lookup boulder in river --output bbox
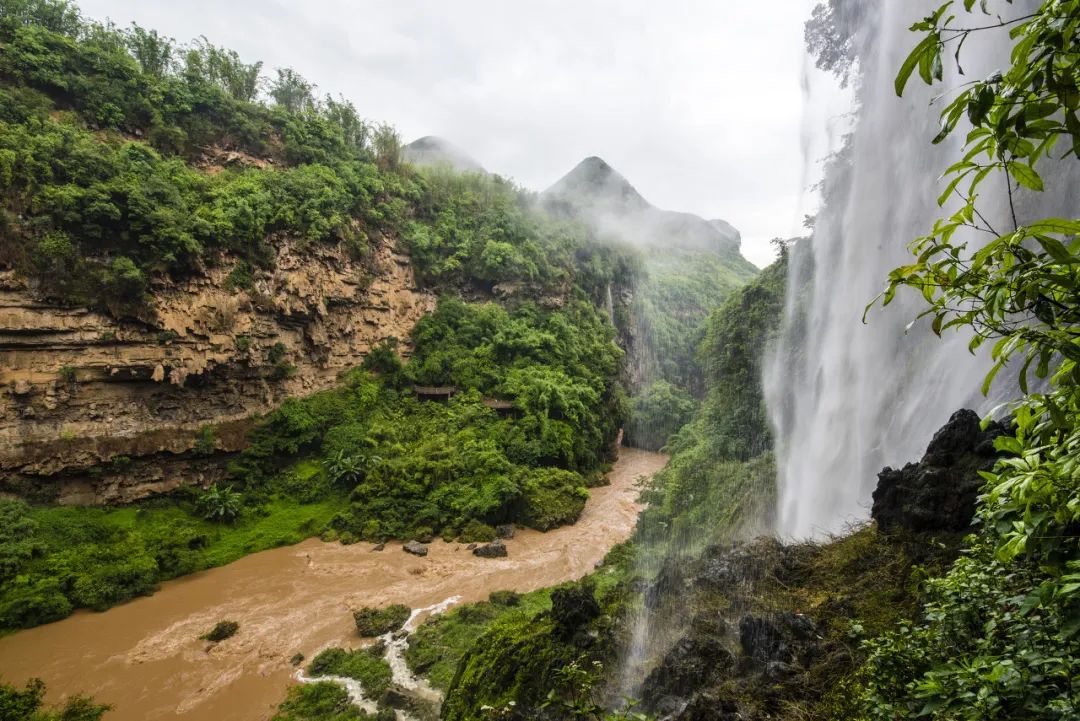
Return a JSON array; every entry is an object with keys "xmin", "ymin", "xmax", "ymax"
[
  {"xmin": 403, "ymin": 541, "xmax": 428, "ymax": 557},
  {"xmin": 472, "ymin": 540, "xmax": 507, "ymax": 558},
  {"xmin": 371, "ymin": 543, "xmax": 385, "ymax": 552},
  {"xmin": 496, "ymin": 524, "xmax": 515, "ymax": 539}
]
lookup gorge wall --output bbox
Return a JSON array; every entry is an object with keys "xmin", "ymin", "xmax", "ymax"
[{"xmin": 0, "ymin": 237, "xmax": 435, "ymax": 504}]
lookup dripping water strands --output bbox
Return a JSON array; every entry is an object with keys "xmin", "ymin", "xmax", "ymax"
[
  {"xmin": 297, "ymin": 596, "xmax": 462, "ymax": 720},
  {"xmin": 764, "ymin": 0, "xmax": 1078, "ymax": 540}
]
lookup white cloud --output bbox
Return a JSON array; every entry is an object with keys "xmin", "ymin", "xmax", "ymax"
[{"xmin": 79, "ymin": 0, "xmax": 841, "ymax": 267}]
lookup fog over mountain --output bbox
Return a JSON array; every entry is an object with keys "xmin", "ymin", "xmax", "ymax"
[
  {"xmin": 75, "ymin": 0, "xmax": 830, "ymax": 267},
  {"xmin": 541, "ymin": 156, "xmax": 750, "ymax": 261}
]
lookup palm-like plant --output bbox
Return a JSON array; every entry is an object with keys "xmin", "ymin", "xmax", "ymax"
[{"xmin": 198, "ymin": 483, "xmax": 242, "ymax": 523}]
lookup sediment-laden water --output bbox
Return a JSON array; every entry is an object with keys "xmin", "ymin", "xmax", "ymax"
[{"xmin": 0, "ymin": 448, "xmax": 667, "ymax": 721}]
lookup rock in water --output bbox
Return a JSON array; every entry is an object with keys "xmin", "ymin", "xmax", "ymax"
[
  {"xmin": 403, "ymin": 541, "xmax": 428, "ymax": 557},
  {"xmin": 495, "ymin": 524, "xmax": 515, "ymax": 539},
  {"xmin": 472, "ymin": 540, "xmax": 507, "ymax": 558},
  {"xmin": 371, "ymin": 543, "xmax": 385, "ymax": 552},
  {"xmin": 871, "ymin": 408, "xmax": 1006, "ymax": 532}
]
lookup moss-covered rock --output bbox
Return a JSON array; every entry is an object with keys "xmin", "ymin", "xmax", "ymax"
[{"xmin": 353, "ymin": 604, "xmax": 411, "ymax": 637}]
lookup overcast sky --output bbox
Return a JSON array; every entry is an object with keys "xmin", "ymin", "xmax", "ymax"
[{"xmin": 79, "ymin": 0, "xmax": 843, "ymax": 267}]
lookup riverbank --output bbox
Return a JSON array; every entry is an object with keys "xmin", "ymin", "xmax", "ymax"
[{"xmin": 0, "ymin": 448, "xmax": 667, "ymax": 721}]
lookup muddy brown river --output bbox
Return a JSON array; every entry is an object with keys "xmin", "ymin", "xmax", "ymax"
[{"xmin": 0, "ymin": 448, "xmax": 667, "ymax": 721}]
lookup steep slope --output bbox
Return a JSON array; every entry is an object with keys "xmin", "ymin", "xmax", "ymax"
[
  {"xmin": 541, "ymin": 156, "xmax": 759, "ymax": 437},
  {"xmin": 0, "ymin": 239, "xmax": 434, "ymax": 504},
  {"xmin": 403, "ymin": 136, "xmax": 486, "ymax": 173}
]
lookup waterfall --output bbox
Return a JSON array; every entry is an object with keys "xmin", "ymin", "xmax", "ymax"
[{"xmin": 765, "ymin": 0, "xmax": 1077, "ymax": 539}]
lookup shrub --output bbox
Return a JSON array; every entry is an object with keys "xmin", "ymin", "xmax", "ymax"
[
  {"xmin": 193, "ymin": 425, "xmax": 216, "ymax": 456},
  {"xmin": 458, "ymin": 520, "xmax": 497, "ymax": 544},
  {"xmin": 352, "ymin": 604, "xmax": 411, "ymax": 637},
  {"xmin": 200, "ymin": 619, "xmax": 239, "ymax": 642},
  {"xmin": 197, "ymin": 483, "xmax": 242, "ymax": 523}
]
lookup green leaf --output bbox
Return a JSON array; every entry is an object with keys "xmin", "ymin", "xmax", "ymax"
[
  {"xmin": 1008, "ymin": 162, "xmax": 1044, "ymax": 191},
  {"xmin": 896, "ymin": 34, "xmax": 940, "ymax": 96}
]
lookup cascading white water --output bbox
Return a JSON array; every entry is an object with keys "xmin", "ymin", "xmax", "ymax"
[{"xmin": 766, "ymin": 0, "xmax": 1079, "ymax": 539}]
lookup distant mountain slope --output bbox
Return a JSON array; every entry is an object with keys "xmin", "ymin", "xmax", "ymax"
[
  {"xmin": 541, "ymin": 156, "xmax": 756, "ymax": 273},
  {"xmin": 541, "ymin": 156, "xmax": 759, "ymax": 400},
  {"xmin": 403, "ymin": 136, "xmax": 487, "ymax": 173}
]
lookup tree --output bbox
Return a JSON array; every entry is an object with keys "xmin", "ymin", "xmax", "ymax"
[
  {"xmin": 270, "ymin": 67, "xmax": 315, "ymax": 114},
  {"xmin": 124, "ymin": 23, "xmax": 173, "ymax": 77}
]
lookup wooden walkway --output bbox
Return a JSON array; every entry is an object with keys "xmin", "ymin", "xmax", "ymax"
[{"xmin": 412, "ymin": 386, "xmax": 514, "ymax": 411}]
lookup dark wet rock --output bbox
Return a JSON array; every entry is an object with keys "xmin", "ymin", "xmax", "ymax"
[
  {"xmin": 641, "ymin": 635, "xmax": 735, "ymax": 702},
  {"xmin": 739, "ymin": 615, "xmax": 792, "ymax": 664},
  {"xmin": 371, "ymin": 543, "xmax": 385, "ymax": 552},
  {"xmin": 550, "ymin": 584, "xmax": 601, "ymax": 637},
  {"xmin": 466, "ymin": 543, "xmax": 478, "ymax": 550},
  {"xmin": 765, "ymin": 660, "xmax": 797, "ymax": 680},
  {"xmin": 679, "ymin": 693, "xmax": 742, "ymax": 721},
  {"xmin": 652, "ymin": 695, "xmax": 689, "ymax": 719},
  {"xmin": 381, "ymin": 685, "xmax": 440, "ymax": 720},
  {"xmin": 472, "ymin": 539, "xmax": 507, "ymax": 558},
  {"xmin": 872, "ymin": 408, "xmax": 1007, "ymax": 532},
  {"xmin": 416, "ymin": 532, "xmax": 436, "ymax": 544},
  {"xmin": 496, "ymin": 524, "xmax": 516, "ymax": 539},
  {"xmin": 403, "ymin": 540, "xmax": 428, "ymax": 557},
  {"xmin": 646, "ymin": 557, "xmax": 686, "ymax": 609}
]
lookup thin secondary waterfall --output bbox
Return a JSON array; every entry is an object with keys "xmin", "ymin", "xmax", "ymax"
[{"xmin": 765, "ymin": 0, "xmax": 1076, "ymax": 539}]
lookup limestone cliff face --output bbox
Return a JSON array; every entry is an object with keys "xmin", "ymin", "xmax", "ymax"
[{"xmin": 0, "ymin": 237, "xmax": 435, "ymax": 504}]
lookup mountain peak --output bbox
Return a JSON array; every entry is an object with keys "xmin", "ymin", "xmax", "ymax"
[
  {"xmin": 543, "ymin": 156, "xmax": 649, "ymax": 213},
  {"xmin": 541, "ymin": 157, "xmax": 750, "ymax": 261},
  {"xmin": 403, "ymin": 136, "xmax": 485, "ymax": 173}
]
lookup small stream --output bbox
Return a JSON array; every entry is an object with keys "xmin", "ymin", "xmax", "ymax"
[{"xmin": 0, "ymin": 448, "xmax": 667, "ymax": 721}]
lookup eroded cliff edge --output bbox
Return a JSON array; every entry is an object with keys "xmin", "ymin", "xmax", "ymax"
[{"xmin": 0, "ymin": 237, "xmax": 435, "ymax": 504}]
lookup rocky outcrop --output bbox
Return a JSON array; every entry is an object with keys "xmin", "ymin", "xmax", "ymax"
[
  {"xmin": 472, "ymin": 540, "xmax": 507, "ymax": 558},
  {"xmin": 403, "ymin": 541, "xmax": 429, "ymax": 557},
  {"xmin": 0, "ymin": 236, "xmax": 435, "ymax": 504},
  {"xmin": 872, "ymin": 408, "xmax": 1006, "ymax": 532}
]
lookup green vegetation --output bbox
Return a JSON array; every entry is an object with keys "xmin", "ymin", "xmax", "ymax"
[
  {"xmin": 634, "ymin": 247, "xmax": 758, "ymax": 393},
  {"xmin": 307, "ymin": 646, "xmax": 393, "ymax": 699},
  {"xmin": 231, "ymin": 295, "xmax": 625, "ymax": 543},
  {"xmin": 272, "ymin": 682, "xmax": 392, "ymax": 721},
  {"xmin": 636, "ymin": 250, "xmax": 789, "ymax": 551},
  {"xmin": 405, "ymin": 589, "xmax": 550, "ymax": 690},
  {"xmin": 0, "ymin": 0, "xmax": 416, "ymax": 315},
  {"xmin": 352, "ymin": 605, "xmax": 410, "ymax": 637},
  {"xmin": 0, "ymin": 1, "xmax": 640, "ymax": 635},
  {"xmin": 0, "ymin": 495, "xmax": 342, "ymax": 631},
  {"xmin": 623, "ymin": 380, "xmax": 695, "ymax": 452},
  {"xmin": 197, "ymin": 483, "xmax": 242, "ymax": 523},
  {"xmin": 440, "ymin": 576, "xmax": 630, "ymax": 721},
  {"xmin": 0, "ymin": 677, "xmax": 109, "ymax": 721},
  {"xmin": 199, "ymin": 619, "xmax": 239, "ymax": 642}
]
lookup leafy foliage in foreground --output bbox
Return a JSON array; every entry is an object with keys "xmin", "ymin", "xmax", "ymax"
[{"xmin": 856, "ymin": 3, "xmax": 1080, "ymax": 719}]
